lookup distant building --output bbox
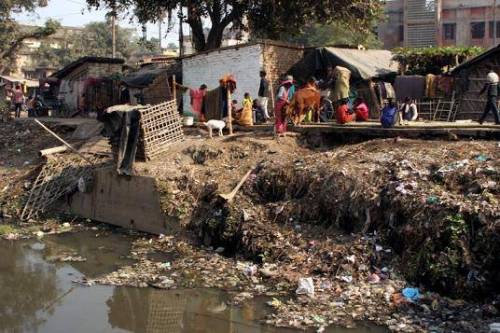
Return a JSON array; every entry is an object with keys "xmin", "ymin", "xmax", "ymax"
[
  {"xmin": 12, "ymin": 25, "xmax": 84, "ymax": 79},
  {"xmin": 379, "ymin": 0, "xmax": 500, "ymax": 49},
  {"xmin": 182, "ymin": 27, "xmax": 250, "ymax": 55}
]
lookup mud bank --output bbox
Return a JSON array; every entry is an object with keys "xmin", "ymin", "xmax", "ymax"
[
  {"xmin": 1, "ymin": 120, "xmax": 499, "ymax": 332},
  {"xmin": 152, "ymin": 137, "xmax": 499, "ymax": 332}
]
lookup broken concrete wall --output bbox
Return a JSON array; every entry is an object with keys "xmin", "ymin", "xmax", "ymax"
[{"xmin": 70, "ymin": 167, "xmax": 179, "ymax": 235}]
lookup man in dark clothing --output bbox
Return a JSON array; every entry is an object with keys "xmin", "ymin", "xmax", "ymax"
[
  {"xmin": 479, "ymin": 71, "xmax": 500, "ymax": 125},
  {"xmin": 258, "ymin": 70, "xmax": 271, "ymax": 120}
]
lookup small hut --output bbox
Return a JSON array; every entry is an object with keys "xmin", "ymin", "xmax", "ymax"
[
  {"xmin": 452, "ymin": 45, "xmax": 500, "ymax": 121},
  {"xmin": 49, "ymin": 57, "xmax": 124, "ymax": 116}
]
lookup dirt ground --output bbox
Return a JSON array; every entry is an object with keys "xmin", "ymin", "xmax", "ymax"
[{"xmin": 0, "ymin": 120, "xmax": 499, "ymax": 332}]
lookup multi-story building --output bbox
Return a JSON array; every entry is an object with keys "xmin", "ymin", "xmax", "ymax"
[
  {"xmin": 379, "ymin": 0, "xmax": 500, "ymax": 49},
  {"xmin": 182, "ymin": 27, "xmax": 250, "ymax": 55},
  {"xmin": 12, "ymin": 25, "xmax": 84, "ymax": 79}
]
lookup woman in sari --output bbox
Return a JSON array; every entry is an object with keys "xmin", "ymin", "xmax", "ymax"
[{"xmin": 274, "ymin": 75, "xmax": 294, "ymax": 136}]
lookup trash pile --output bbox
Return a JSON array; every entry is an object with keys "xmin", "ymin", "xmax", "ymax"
[
  {"xmin": 1, "ymin": 119, "xmax": 499, "ymax": 332},
  {"xmin": 97, "ymin": 136, "xmax": 499, "ymax": 332}
]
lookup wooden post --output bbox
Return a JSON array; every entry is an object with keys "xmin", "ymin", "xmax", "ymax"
[
  {"xmin": 172, "ymin": 74, "xmax": 176, "ymax": 102},
  {"xmin": 227, "ymin": 89, "xmax": 233, "ymax": 135},
  {"xmin": 34, "ymin": 119, "xmax": 94, "ymax": 164},
  {"xmin": 269, "ymin": 79, "xmax": 275, "ymax": 117}
]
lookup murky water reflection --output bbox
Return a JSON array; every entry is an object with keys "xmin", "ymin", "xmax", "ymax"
[{"xmin": 0, "ymin": 231, "xmax": 387, "ymax": 333}]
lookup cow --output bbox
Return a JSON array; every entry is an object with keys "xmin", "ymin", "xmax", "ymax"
[{"xmin": 285, "ymin": 83, "xmax": 321, "ymax": 125}]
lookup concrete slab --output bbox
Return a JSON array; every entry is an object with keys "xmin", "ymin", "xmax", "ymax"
[{"xmin": 70, "ymin": 167, "xmax": 178, "ymax": 235}]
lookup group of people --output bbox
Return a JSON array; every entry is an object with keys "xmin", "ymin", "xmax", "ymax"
[{"xmin": 182, "ymin": 66, "xmax": 500, "ymax": 137}]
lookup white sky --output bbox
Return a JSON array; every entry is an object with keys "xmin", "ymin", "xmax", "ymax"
[{"xmin": 13, "ymin": 0, "xmax": 189, "ymax": 47}]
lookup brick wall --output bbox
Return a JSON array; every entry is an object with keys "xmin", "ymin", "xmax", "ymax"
[
  {"xmin": 181, "ymin": 42, "xmax": 304, "ymax": 115},
  {"xmin": 262, "ymin": 44, "xmax": 304, "ymax": 97}
]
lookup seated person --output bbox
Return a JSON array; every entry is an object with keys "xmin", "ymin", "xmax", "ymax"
[
  {"xmin": 399, "ymin": 97, "xmax": 418, "ymax": 124},
  {"xmin": 335, "ymin": 98, "xmax": 354, "ymax": 124},
  {"xmin": 234, "ymin": 93, "xmax": 253, "ymax": 127},
  {"xmin": 354, "ymin": 97, "xmax": 369, "ymax": 122},
  {"xmin": 252, "ymin": 99, "xmax": 266, "ymax": 124},
  {"xmin": 380, "ymin": 99, "xmax": 398, "ymax": 128}
]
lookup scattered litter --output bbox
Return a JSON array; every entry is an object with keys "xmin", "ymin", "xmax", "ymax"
[
  {"xmin": 402, "ymin": 288, "xmax": 420, "ymax": 303},
  {"xmin": 489, "ymin": 323, "xmax": 500, "ymax": 333},
  {"xmin": 296, "ymin": 277, "xmax": 315, "ymax": 297}
]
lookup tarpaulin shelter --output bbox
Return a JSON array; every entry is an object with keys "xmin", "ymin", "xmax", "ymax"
[
  {"xmin": 289, "ymin": 47, "xmax": 398, "ymax": 118},
  {"xmin": 122, "ymin": 67, "xmax": 173, "ymax": 106},
  {"xmin": 289, "ymin": 47, "xmax": 398, "ymax": 84}
]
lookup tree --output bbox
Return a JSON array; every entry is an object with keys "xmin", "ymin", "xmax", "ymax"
[
  {"xmin": 32, "ymin": 21, "xmax": 148, "ymax": 68},
  {"xmin": 0, "ymin": 0, "xmax": 59, "ymax": 73},
  {"xmin": 392, "ymin": 47, "xmax": 484, "ymax": 75},
  {"xmin": 166, "ymin": 42, "xmax": 178, "ymax": 51},
  {"xmin": 86, "ymin": 0, "xmax": 384, "ymax": 52},
  {"xmin": 284, "ymin": 22, "xmax": 382, "ymax": 49}
]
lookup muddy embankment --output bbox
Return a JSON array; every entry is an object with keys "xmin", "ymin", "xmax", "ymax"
[{"xmin": 169, "ymin": 137, "xmax": 500, "ymax": 299}]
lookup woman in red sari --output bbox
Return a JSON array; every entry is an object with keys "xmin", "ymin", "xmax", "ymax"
[{"xmin": 274, "ymin": 76, "xmax": 294, "ymax": 136}]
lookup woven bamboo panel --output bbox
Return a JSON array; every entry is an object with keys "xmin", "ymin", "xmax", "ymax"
[
  {"xmin": 21, "ymin": 154, "xmax": 103, "ymax": 221},
  {"xmin": 145, "ymin": 290, "xmax": 186, "ymax": 333},
  {"xmin": 139, "ymin": 100, "xmax": 184, "ymax": 160}
]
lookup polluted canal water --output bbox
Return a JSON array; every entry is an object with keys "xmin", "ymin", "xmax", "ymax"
[{"xmin": 0, "ymin": 231, "xmax": 388, "ymax": 333}]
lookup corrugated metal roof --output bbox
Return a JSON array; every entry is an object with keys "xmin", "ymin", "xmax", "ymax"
[{"xmin": 323, "ymin": 47, "xmax": 398, "ymax": 80}]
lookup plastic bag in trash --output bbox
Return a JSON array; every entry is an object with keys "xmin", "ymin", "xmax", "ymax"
[
  {"xmin": 490, "ymin": 323, "xmax": 500, "ymax": 333},
  {"xmin": 402, "ymin": 287, "xmax": 420, "ymax": 302},
  {"xmin": 296, "ymin": 277, "xmax": 315, "ymax": 297}
]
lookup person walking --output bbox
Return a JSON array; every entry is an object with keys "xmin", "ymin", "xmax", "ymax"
[
  {"xmin": 258, "ymin": 70, "xmax": 271, "ymax": 121},
  {"xmin": 13, "ymin": 84, "xmax": 24, "ymax": 118},
  {"xmin": 479, "ymin": 70, "xmax": 500, "ymax": 125}
]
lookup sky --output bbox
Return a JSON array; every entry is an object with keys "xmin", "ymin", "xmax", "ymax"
[{"xmin": 13, "ymin": 0, "xmax": 186, "ymax": 46}]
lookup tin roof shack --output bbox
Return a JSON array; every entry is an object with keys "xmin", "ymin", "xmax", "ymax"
[
  {"xmin": 181, "ymin": 40, "xmax": 304, "ymax": 115},
  {"xmin": 289, "ymin": 47, "xmax": 398, "ymax": 118},
  {"xmin": 452, "ymin": 45, "xmax": 500, "ymax": 121},
  {"xmin": 122, "ymin": 67, "xmax": 173, "ymax": 106},
  {"xmin": 51, "ymin": 57, "xmax": 124, "ymax": 116}
]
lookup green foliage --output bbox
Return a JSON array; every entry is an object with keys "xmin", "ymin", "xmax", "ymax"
[
  {"xmin": 32, "ymin": 21, "xmax": 158, "ymax": 68},
  {"xmin": 392, "ymin": 46, "xmax": 484, "ymax": 75},
  {"xmin": 284, "ymin": 22, "xmax": 382, "ymax": 49},
  {"xmin": 0, "ymin": 0, "xmax": 59, "ymax": 72},
  {"xmin": 0, "ymin": 224, "xmax": 15, "ymax": 235},
  {"xmin": 87, "ymin": 0, "xmax": 384, "ymax": 52}
]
